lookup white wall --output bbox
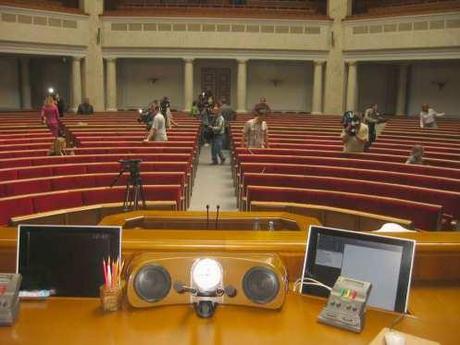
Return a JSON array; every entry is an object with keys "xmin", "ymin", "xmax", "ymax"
[
  {"xmin": 247, "ymin": 60, "xmax": 312, "ymax": 112},
  {"xmin": 117, "ymin": 59, "xmax": 183, "ymax": 110},
  {"xmin": 408, "ymin": 61, "xmax": 460, "ymax": 117},
  {"xmin": 0, "ymin": 57, "xmax": 20, "ymax": 110},
  {"xmin": 358, "ymin": 63, "xmax": 397, "ymax": 115}
]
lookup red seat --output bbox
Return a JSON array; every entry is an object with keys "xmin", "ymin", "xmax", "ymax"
[
  {"xmin": 242, "ymin": 173, "xmax": 460, "ymax": 219},
  {"xmin": 246, "ymin": 185, "xmax": 442, "ymax": 230},
  {"xmin": 4, "ymin": 179, "xmax": 52, "ymax": 197},
  {"xmin": 17, "ymin": 166, "xmax": 53, "ymax": 179},
  {"xmin": 239, "ymin": 163, "xmax": 460, "ymax": 193},
  {"xmin": 0, "ymin": 197, "xmax": 34, "ymax": 225},
  {"xmin": 33, "ymin": 191, "xmax": 84, "ymax": 213}
]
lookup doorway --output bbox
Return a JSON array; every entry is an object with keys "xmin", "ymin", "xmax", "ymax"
[{"xmin": 201, "ymin": 68, "xmax": 231, "ymax": 105}]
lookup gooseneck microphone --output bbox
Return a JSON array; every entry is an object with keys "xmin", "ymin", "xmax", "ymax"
[
  {"xmin": 206, "ymin": 204, "xmax": 210, "ymax": 230},
  {"xmin": 215, "ymin": 205, "xmax": 220, "ymax": 230}
]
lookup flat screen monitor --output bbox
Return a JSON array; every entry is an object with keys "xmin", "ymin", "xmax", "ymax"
[
  {"xmin": 17, "ymin": 224, "xmax": 122, "ymax": 297},
  {"xmin": 301, "ymin": 226, "xmax": 415, "ymax": 313}
]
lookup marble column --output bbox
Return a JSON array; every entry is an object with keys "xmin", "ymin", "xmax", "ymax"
[
  {"xmin": 396, "ymin": 64, "xmax": 409, "ymax": 116},
  {"xmin": 311, "ymin": 60, "xmax": 325, "ymax": 114},
  {"xmin": 236, "ymin": 59, "xmax": 248, "ymax": 113},
  {"xmin": 71, "ymin": 56, "xmax": 82, "ymax": 112},
  {"xmin": 19, "ymin": 57, "xmax": 31, "ymax": 109},
  {"xmin": 183, "ymin": 58, "xmax": 194, "ymax": 112},
  {"xmin": 106, "ymin": 57, "xmax": 117, "ymax": 112},
  {"xmin": 346, "ymin": 61, "xmax": 358, "ymax": 112}
]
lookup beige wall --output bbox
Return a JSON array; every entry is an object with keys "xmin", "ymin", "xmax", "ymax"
[
  {"xmin": 247, "ymin": 60, "xmax": 312, "ymax": 112},
  {"xmin": 0, "ymin": 57, "xmax": 20, "ymax": 110},
  {"xmin": 358, "ymin": 64, "xmax": 397, "ymax": 115},
  {"xmin": 408, "ymin": 61, "xmax": 460, "ymax": 117},
  {"xmin": 344, "ymin": 12, "xmax": 460, "ymax": 52},
  {"xmin": 1, "ymin": 4, "xmax": 460, "ymax": 114},
  {"xmin": 117, "ymin": 59, "xmax": 183, "ymax": 110}
]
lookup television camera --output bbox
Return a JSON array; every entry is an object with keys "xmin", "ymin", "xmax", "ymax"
[{"xmin": 342, "ymin": 111, "xmax": 361, "ymax": 136}]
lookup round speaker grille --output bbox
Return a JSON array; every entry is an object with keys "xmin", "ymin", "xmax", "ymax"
[
  {"xmin": 134, "ymin": 264, "xmax": 171, "ymax": 302},
  {"xmin": 242, "ymin": 266, "xmax": 280, "ymax": 304}
]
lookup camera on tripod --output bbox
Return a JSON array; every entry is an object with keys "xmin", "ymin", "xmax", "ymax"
[
  {"xmin": 110, "ymin": 159, "xmax": 146, "ymax": 211},
  {"xmin": 342, "ymin": 111, "xmax": 361, "ymax": 136}
]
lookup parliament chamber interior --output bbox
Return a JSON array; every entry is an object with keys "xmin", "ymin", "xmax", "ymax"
[{"xmin": 0, "ymin": 0, "xmax": 459, "ymax": 344}]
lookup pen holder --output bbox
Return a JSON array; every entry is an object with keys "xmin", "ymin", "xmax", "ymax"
[{"xmin": 100, "ymin": 284, "xmax": 123, "ymax": 312}]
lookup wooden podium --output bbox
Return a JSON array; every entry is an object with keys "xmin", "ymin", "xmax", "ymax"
[{"xmin": 0, "ymin": 211, "xmax": 458, "ymax": 344}]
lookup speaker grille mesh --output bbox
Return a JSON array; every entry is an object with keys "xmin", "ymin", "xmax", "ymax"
[
  {"xmin": 134, "ymin": 265, "xmax": 171, "ymax": 302},
  {"xmin": 242, "ymin": 266, "xmax": 279, "ymax": 304}
]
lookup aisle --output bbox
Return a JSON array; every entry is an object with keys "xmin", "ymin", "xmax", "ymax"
[{"xmin": 189, "ymin": 145, "xmax": 237, "ymax": 211}]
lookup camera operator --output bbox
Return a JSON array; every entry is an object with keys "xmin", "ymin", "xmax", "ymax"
[
  {"xmin": 363, "ymin": 103, "xmax": 379, "ymax": 148},
  {"xmin": 143, "ymin": 103, "xmax": 167, "ymax": 142},
  {"xmin": 210, "ymin": 106, "xmax": 226, "ymax": 165},
  {"xmin": 341, "ymin": 111, "xmax": 368, "ymax": 153},
  {"xmin": 160, "ymin": 96, "xmax": 178, "ymax": 129},
  {"xmin": 138, "ymin": 100, "xmax": 158, "ymax": 131}
]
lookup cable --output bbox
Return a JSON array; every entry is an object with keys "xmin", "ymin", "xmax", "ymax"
[{"xmin": 293, "ymin": 277, "xmax": 332, "ymax": 293}]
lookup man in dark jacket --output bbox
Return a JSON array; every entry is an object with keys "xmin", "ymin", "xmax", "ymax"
[{"xmin": 77, "ymin": 98, "xmax": 94, "ymax": 115}]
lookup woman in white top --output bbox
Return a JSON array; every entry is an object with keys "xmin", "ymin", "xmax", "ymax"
[{"xmin": 420, "ymin": 104, "xmax": 445, "ymax": 128}]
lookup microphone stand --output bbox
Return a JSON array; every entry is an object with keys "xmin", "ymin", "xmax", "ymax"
[
  {"xmin": 206, "ymin": 204, "xmax": 210, "ymax": 230},
  {"xmin": 215, "ymin": 205, "xmax": 220, "ymax": 230}
]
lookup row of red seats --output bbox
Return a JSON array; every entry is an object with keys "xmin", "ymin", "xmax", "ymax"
[
  {"xmin": 0, "ymin": 185, "xmax": 182, "ymax": 226},
  {"xmin": 240, "ymin": 173, "xmax": 459, "ymax": 225}
]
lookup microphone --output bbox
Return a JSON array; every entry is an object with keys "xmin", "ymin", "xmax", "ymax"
[
  {"xmin": 206, "ymin": 204, "xmax": 210, "ymax": 230},
  {"xmin": 215, "ymin": 205, "xmax": 220, "ymax": 230}
]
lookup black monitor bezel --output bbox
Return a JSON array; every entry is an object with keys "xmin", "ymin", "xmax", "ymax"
[
  {"xmin": 301, "ymin": 225, "xmax": 415, "ymax": 313},
  {"xmin": 16, "ymin": 224, "xmax": 122, "ymax": 297}
]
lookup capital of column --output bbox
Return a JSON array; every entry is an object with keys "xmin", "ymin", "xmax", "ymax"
[
  {"xmin": 72, "ymin": 56, "xmax": 82, "ymax": 62},
  {"xmin": 313, "ymin": 60, "xmax": 325, "ymax": 66},
  {"xmin": 237, "ymin": 58, "xmax": 248, "ymax": 64},
  {"xmin": 105, "ymin": 57, "xmax": 117, "ymax": 62},
  {"xmin": 183, "ymin": 57, "xmax": 195, "ymax": 63},
  {"xmin": 347, "ymin": 60, "xmax": 357, "ymax": 66}
]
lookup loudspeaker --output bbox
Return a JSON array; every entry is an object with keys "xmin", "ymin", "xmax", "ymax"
[{"xmin": 126, "ymin": 252, "xmax": 287, "ymax": 310}]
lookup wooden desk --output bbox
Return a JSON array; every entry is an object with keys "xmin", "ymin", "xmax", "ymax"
[{"xmin": 0, "ymin": 286, "xmax": 458, "ymax": 345}]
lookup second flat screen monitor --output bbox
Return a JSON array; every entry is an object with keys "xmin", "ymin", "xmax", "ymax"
[{"xmin": 301, "ymin": 226, "xmax": 415, "ymax": 313}]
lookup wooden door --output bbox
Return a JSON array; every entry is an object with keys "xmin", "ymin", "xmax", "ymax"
[{"xmin": 201, "ymin": 68, "xmax": 231, "ymax": 105}]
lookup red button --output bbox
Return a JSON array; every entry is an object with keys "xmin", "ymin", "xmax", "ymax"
[{"xmin": 351, "ymin": 291, "xmax": 357, "ymax": 299}]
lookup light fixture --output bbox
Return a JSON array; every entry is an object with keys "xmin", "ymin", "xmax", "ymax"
[
  {"xmin": 48, "ymin": 87, "xmax": 55, "ymax": 94},
  {"xmin": 431, "ymin": 80, "xmax": 447, "ymax": 91},
  {"xmin": 149, "ymin": 78, "xmax": 159, "ymax": 84},
  {"xmin": 269, "ymin": 78, "xmax": 282, "ymax": 87},
  {"xmin": 191, "ymin": 258, "xmax": 222, "ymax": 292},
  {"xmin": 138, "ymin": 108, "xmax": 143, "ymax": 114}
]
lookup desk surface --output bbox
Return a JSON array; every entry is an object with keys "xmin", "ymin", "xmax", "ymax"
[{"xmin": 1, "ymin": 285, "xmax": 459, "ymax": 345}]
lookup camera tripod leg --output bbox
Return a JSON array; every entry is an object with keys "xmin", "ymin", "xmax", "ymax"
[
  {"xmin": 124, "ymin": 182, "xmax": 131, "ymax": 211},
  {"xmin": 138, "ymin": 179, "xmax": 147, "ymax": 209}
]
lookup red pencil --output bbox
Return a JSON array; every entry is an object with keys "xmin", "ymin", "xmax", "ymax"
[{"xmin": 102, "ymin": 259, "xmax": 108, "ymax": 287}]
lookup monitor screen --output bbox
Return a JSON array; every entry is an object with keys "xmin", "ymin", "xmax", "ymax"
[
  {"xmin": 17, "ymin": 224, "xmax": 122, "ymax": 297},
  {"xmin": 301, "ymin": 226, "xmax": 415, "ymax": 313}
]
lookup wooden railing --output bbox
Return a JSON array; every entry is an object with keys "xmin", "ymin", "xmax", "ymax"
[{"xmin": 353, "ymin": 0, "xmax": 460, "ymax": 16}]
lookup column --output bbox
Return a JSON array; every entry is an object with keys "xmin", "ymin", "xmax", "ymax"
[
  {"xmin": 106, "ymin": 57, "xmax": 117, "ymax": 112},
  {"xmin": 19, "ymin": 57, "xmax": 31, "ymax": 109},
  {"xmin": 311, "ymin": 60, "xmax": 324, "ymax": 114},
  {"xmin": 183, "ymin": 58, "xmax": 194, "ymax": 112},
  {"xmin": 396, "ymin": 64, "xmax": 409, "ymax": 116},
  {"xmin": 324, "ymin": 0, "xmax": 352, "ymax": 114},
  {"xmin": 80, "ymin": 0, "xmax": 104, "ymax": 111},
  {"xmin": 236, "ymin": 59, "xmax": 248, "ymax": 113},
  {"xmin": 71, "ymin": 56, "xmax": 82, "ymax": 112},
  {"xmin": 346, "ymin": 61, "xmax": 358, "ymax": 112}
]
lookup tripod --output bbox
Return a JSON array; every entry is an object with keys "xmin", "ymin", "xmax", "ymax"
[{"xmin": 110, "ymin": 160, "xmax": 146, "ymax": 211}]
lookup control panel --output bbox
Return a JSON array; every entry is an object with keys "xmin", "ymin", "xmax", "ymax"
[
  {"xmin": 0, "ymin": 273, "xmax": 21, "ymax": 326},
  {"xmin": 317, "ymin": 276, "xmax": 371, "ymax": 333}
]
